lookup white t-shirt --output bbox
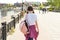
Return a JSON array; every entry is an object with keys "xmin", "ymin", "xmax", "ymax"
[{"xmin": 25, "ymin": 13, "xmax": 37, "ymax": 26}]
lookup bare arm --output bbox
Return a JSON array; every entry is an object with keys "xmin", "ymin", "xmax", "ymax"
[{"xmin": 35, "ymin": 21, "xmax": 39, "ymax": 32}]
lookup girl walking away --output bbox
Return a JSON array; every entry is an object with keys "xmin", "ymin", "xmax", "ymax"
[{"xmin": 25, "ymin": 6, "xmax": 39, "ymax": 40}]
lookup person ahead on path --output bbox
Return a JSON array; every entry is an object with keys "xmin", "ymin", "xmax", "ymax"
[
  {"xmin": 42, "ymin": 8, "xmax": 46, "ymax": 14},
  {"xmin": 25, "ymin": 6, "xmax": 39, "ymax": 40}
]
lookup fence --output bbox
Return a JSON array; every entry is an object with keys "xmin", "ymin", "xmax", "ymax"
[{"xmin": 0, "ymin": 11, "xmax": 24, "ymax": 40}]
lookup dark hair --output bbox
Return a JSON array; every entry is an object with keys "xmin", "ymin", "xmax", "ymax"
[
  {"xmin": 27, "ymin": 6, "xmax": 34, "ymax": 13},
  {"xmin": 27, "ymin": 6, "xmax": 33, "ymax": 11}
]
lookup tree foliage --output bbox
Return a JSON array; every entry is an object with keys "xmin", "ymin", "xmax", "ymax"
[{"xmin": 47, "ymin": 0, "xmax": 60, "ymax": 9}]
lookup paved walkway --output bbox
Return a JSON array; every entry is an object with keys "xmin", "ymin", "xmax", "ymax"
[{"xmin": 7, "ymin": 10, "xmax": 60, "ymax": 40}]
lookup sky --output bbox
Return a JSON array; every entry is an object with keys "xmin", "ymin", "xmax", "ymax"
[{"xmin": 0, "ymin": 0, "xmax": 47, "ymax": 4}]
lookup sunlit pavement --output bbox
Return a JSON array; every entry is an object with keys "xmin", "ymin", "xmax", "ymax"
[{"xmin": 7, "ymin": 10, "xmax": 60, "ymax": 40}]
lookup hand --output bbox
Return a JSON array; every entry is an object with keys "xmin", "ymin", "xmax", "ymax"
[
  {"xmin": 26, "ymin": 31, "xmax": 30, "ymax": 34},
  {"xmin": 36, "ymin": 28, "xmax": 39, "ymax": 33}
]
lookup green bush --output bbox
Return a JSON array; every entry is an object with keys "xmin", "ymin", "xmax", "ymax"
[{"xmin": 48, "ymin": 7, "xmax": 54, "ymax": 11}]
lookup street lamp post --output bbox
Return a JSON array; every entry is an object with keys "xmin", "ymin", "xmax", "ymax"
[{"xmin": 22, "ymin": 0, "xmax": 23, "ymax": 11}]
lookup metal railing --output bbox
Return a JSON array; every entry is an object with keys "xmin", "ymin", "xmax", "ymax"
[{"xmin": 0, "ymin": 11, "xmax": 24, "ymax": 40}]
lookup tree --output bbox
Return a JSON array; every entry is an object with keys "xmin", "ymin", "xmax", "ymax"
[
  {"xmin": 38, "ymin": 3, "xmax": 45, "ymax": 10},
  {"xmin": 47, "ymin": 0, "xmax": 60, "ymax": 10}
]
